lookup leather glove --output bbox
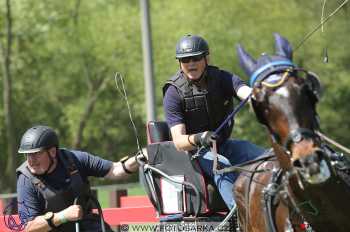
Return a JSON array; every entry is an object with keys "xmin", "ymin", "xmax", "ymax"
[
  {"xmin": 136, "ymin": 152, "xmax": 147, "ymax": 163},
  {"xmin": 193, "ymin": 131, "xmax": 216, "ymax": 148}
]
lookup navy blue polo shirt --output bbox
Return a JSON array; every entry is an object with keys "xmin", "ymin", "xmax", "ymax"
[
  {"xmin": 163, "ymin": 69, "xmax": 246, "ymax": 128},
  {"xmin": 16, "ymin": 149, "xmax": 113, "ymax": 222}
]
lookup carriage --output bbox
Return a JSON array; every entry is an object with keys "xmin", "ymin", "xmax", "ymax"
[
  {"xmin": 140, "ymin": 120, "xmax": 238, "ymax": 231},
  {"xmin": 139, "ymin": 33, "xmax": 350, "ymax": 232}
]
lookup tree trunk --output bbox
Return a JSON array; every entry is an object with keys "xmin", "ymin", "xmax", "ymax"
[
  {"xmin": 72, "ymin": 77, "xmax": 109, "ymax": 148},
  {"xmin": 70, "ymin": 0, "xmax": 109, "ymax": 149},
  {"xmin": 0, "ymin": 0, "xmax": 16, "ymax": 192}
]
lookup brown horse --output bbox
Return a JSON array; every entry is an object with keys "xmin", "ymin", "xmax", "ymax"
[{"xmin": 232, "ymin": 33, "xmax": 350, "ymax": 232}]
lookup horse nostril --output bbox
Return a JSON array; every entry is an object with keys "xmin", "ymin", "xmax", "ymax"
[
  {"xmin": 315, "ymin": 149, "xmax": 325, "ymax": 161},
  {"xmin": 293, "ymin": 159, "xmax": 302, "ymax": 168}
]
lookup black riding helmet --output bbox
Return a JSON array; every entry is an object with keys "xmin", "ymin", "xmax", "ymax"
[
  {"xmin": 175, "ymin": 35, "xmax": 209, "ymax": 59},
  {"xmin": 18, "ymin": 125, "xmax": 59, "ymax": 154}
]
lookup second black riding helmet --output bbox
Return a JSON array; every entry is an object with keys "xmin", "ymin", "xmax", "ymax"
[
  {"xmin": 18, "ymin": 125, "xmax": 59, "ymax": 154},
  {"xmin": 175, "ymin": 35, "xmax": 209, "ymax": 59}
]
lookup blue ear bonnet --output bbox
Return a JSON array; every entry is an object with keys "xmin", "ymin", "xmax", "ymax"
[
  {"xmin": 236, "ymin": 33, "xmax": 296, "ymax": 87},
  {"xmin": 249, "ymin": 56, "xmax": 295, "ymax": 86}
]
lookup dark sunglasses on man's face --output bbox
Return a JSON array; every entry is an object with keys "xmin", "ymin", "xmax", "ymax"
[{"xmin": 179, "ymin": 55, "xmax": 204, "ymax": 63}]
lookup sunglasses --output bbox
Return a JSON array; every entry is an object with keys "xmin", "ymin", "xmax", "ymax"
[{"xmin": 179, "ymin": 55, "xmax": 204, "ymax": 63}]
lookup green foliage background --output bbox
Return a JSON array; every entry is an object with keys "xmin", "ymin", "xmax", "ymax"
[{"xmin": 0, "ymin": 0, "xmax": 349, "ymax": 192}]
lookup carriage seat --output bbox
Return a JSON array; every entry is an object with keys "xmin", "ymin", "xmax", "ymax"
[
  {"xmin": 147, "ymin": 121, "xmax": 172, "ymax": 143},
  {"xmin": 145, "ymin": 121, "xmax": 227, "ymax": 216}
]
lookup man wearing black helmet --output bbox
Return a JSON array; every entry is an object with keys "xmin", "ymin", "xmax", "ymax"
[
  {"xmin": 16, "ymin": 125, "xmax": 143, "ymax": 232},
  {"xmin": 163, "ymin": 35, "xmax": 265, "ymax": 210}
]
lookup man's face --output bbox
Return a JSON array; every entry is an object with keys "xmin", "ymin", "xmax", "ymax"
[
  {"xmin": 179, "ymin": 55, "xmax": 207, "ymax": 81},
  {"xmin": 26, "ymin": 148, "xmax": 55, "ymax": 175}
]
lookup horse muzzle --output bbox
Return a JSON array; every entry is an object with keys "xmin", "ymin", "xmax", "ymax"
[{"xmin": 293, "ymin": 149, "xmax": 331, "ymax": 184}]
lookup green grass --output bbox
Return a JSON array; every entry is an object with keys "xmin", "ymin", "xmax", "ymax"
[
  {"xmin": 128, "ymin": 184, "xmax": 147, "ymax": 196},
  {"xmin": 96, "ymin": 182, "xmax": 146, "ymax": 208},
  {"xmin": 98, "ymin": 190, "xmax": 109, "ymax": 208}
]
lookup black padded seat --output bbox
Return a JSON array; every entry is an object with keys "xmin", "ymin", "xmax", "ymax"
[
  {"xmin": 147, "ymin": 121, "xmax": 172, "ymax": 143},
  {"xmin": 144, "ymin": 121, "xmax": 228, "ymax": 216}
]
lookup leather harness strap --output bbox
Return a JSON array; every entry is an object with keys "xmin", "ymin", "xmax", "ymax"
[{"xmin": 244, "ymin": 158, "xmax": 272, "ymax": 232}]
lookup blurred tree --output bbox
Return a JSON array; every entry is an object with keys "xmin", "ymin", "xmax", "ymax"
[
  {"xmin": 0, "ymin": 0, "xmax": 16, "ymax": 191},
  {"xmin": 0, "ymin": 0, "xmax": 349, "ymax": 192}
]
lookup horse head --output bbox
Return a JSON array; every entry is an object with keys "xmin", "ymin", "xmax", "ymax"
[{"xmin": 237, "ymin": 33, "xmax": 331, "ymax": 184}]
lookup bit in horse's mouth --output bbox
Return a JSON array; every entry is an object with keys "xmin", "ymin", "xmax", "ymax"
[
  {"xmin": 292, "ymin": 150, "xmax": 332, "ymax": 184},
  {"xmin": 300, "ymin": 159, "xmax": 331, "ymax": 184}
]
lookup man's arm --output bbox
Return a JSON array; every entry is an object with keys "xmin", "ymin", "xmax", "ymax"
[
  {"xmin": 24, "ymin": 205, "xmax": 82, "ymax": 232},
  {"xmin": 104, "ymin": 153, "xmax": 144, "ymax": 180},
  {"xmin": 72, "ymin": 150, "xmax": 145, "ymax": 181},
  {"xmin": 170, "ymin": 123, "xmax": 197, "ymax": 151},
  {"xmin": 24, "ymin": 215, "xmax": 52, "ymax": 232}
]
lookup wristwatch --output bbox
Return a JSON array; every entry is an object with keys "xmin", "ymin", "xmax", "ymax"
[{"xmin": 44, "ymin": 211, "xmax": 56, "ymax": 228}]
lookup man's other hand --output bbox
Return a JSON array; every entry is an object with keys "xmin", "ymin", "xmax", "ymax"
[{"xmin": 194, "ymin": 131, "xmax": 216, "ymax": 148}]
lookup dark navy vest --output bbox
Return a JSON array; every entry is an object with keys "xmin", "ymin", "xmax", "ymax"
[
  {"xmin": 163, "ymin": 66, "xmax": 234, "ymax": 143},
  {"xmin": 16, "ymin": 150, "xmax": 93, "ymax": 231}
]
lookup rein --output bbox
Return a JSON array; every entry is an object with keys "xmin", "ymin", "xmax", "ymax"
[
  {"xmin": 213, "ymin": 92, "xmax": 252, "ymax": 137},
  {"xmin": 210, "ymin": 91, "xmax": 252, "ymax": 175},
  {"xmin": 316, "ymin": 130, "xmax": 350, "ymax": 156},
  {"xmin": 213, "ymin": 150, "xmax": 275, "ymax": 175}
]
